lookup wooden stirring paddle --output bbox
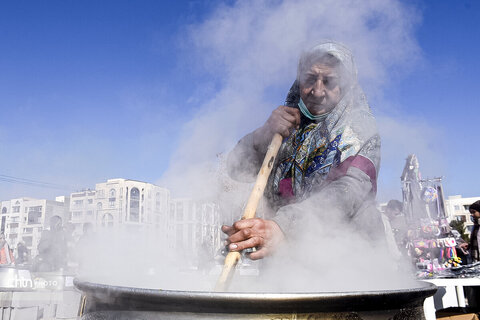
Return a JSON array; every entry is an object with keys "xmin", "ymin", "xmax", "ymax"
[{"xmin": 215, "ymin": 133, "xmax": 283, "ymax": 291}]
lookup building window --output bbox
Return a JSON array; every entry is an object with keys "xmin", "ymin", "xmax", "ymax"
[
  {"xmin": 155, "ymin": 192, "xmax": 161, "ymax": 210},
  {"xmin": 12, "ymin": 206, "xmax": 20, "ymax": 213},
  {"xmin": 74, "ymin": 200, "xmax": 84, "ymax": 206},
  {"xmin": 27, "ymin": 206, "xmax": 43, "ymax": 224},
  {"xmin": 130, "ymin": 188, "xmax": 140, "ymax": 222},
  {"xmin": 1, "ymin": 216, "xmax": 5, "ymax": 233},
  {"xmin": 102, "ymin": 213, "xmax": 114, "ymax": 227},
  {"xmin": 86, "ymin": 210, "xmax": 93, "ymax": 217},
  {"xmin": 109, "ymin": 189, "xmax": 116, "ymax": 207},
  {"xmin": 176, "ymin": 227, "xmax": 183, "ymax": 248},
  {"xmin": 177, "ymin": 203, "xmax": 183, "ymax": 221},
  {"xmin": 1, "ymin": 207, "xmax": 6, "ymax": 214},
  {"xmin": 73, "ymin": 211, "xmax": 83, "ymax": 219},
  {"xmin": 97, "ymin": 202, "xmax": 103, "ymax": 210},
  {"xmin": 464, "ymin": 205, "xmax": 471, "ymax": 211},
  {"xmin": 97, "ymin": 190, "xmax": 105, "ymax": 198},
  {"xmin": 88, "ymin": 199, "xmax": 93, "ymax": 204},
  {"xmin": 454, "ymin": 205, "xmax": 460, "ymax": 210}
]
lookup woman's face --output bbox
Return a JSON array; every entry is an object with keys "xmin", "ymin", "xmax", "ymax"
[{"xmin": 299, "ymin": 63, "xmax": 342, "ymax": 115}]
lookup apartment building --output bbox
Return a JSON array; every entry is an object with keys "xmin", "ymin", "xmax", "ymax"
[
  {"xmin": 69, "ymin": 189, "xmax": 97, "ymax": 237},
  {"xmin": 168, "ymin": 198, "xmax": 222, "ymax": 264},
  {"xmin": 445, "ymin": 195, "xmax": 480, "ymax": 235},
  {"xmin": 94, "ymin": 178, "xmax": 170, "ymax": 227},
  {"xmin": 68, "ymin": 179, "xmax": 170, "ymax": 237},
  {"xmin": 0, "ymin": 197, "xmax": 69, "ymax": 257}
]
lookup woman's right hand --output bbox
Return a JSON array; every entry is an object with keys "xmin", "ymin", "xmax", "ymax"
[{"xmin": 253, "ymin": 106, "xmax": 301, "ymax": 150}]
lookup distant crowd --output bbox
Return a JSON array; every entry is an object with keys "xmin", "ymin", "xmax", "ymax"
[{"xmin": 0, "ymin": 216, "xmax": 93, "ymax": 272}]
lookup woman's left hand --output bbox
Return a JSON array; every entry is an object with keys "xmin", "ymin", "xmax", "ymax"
[{"xmin": 221, "ymin": 218, "xmax": 285, "ymax": 260}]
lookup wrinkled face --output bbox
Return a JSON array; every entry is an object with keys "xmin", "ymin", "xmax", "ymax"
[{"xmin": 299, "ymin": 63, "xmax": 342, "ymax": 115}]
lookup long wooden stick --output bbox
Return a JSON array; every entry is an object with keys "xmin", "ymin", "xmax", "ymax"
[{"xmin": 215, "ymin": 133, "xmax": 283, "ymax": 291}]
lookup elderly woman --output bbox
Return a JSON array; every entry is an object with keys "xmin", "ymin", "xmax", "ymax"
[{"xmin": 224, "ymin": 41, "xmax": 382, "ymax": 259}]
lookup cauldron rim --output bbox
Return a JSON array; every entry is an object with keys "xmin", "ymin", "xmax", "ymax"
[
  {"xmin": 74, "ymin": 278, "xmax": 437, "ymax": 314},
  {"xmin": 74, "ymin": 277, "xmax": 435, "ymax": 296}
]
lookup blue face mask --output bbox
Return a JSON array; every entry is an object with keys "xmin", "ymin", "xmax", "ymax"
[{"xmin": 298, "ymin": 98, "xmax": 329, "ymax": 122}]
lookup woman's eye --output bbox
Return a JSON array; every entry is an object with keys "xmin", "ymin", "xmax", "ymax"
[
  {"xmin": 306, "ymin": 77, "xmax": 316, "ymax": 85},
  {"xmin": 324, "ymin": 77, "xmax": 338, "ymax": 89}
]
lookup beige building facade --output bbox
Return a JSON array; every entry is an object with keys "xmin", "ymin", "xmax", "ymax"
[
  {"xmin": 445, "ymin": 195, "xmax": 480, "ymax": 235},
  {"xmin": 0, "ymin": 197, "xmax": 69, "ymax": 257},
  {"xmin": 168, "ymin": 198, "xmax": 222, "ymax": 266},
  {"xmin": 68, "ymin": 178, "xmax": 170, "ymax": 236}
]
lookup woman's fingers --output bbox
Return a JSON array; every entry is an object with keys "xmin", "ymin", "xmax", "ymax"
[
  {"xmin": 223, "ymin": 219, "xmax": 284, "ymax": 259},
  {"xmin": 229, "ymin": 236, "xmax": 264, "ymax": 252},
  {"xmin": 232, "ymin": 219, "xmax": 257, "ymax": 230},
  {"xmin": 228, "ymin": 227, "xmax": 253, "ymax": 243},
  {"xmin": 274, "ymin": 118, "xmax": 296, "ymax": 137},
  {"xmin": 268, "ymin": 106, "xmax": 301, "ymax": 137},
  {"xmin": 248, "ymin": 247, "xmax": 268, "ymax": 260},
  {"xmin": 221, "ymin": 225, "xmax": 235, "ymax": 236},
  {"xmin": 280, "ymin": 107, "xmax": 301, "ymax": 127}
]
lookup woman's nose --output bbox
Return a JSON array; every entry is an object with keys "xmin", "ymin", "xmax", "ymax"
[{"xmin": 313, "ymin": 79, "xmax": 326, "ymax": 97}]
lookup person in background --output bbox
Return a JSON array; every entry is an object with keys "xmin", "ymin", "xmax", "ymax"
[
  {"xmin": 463, "ymin": 201, "xmax": 480, "ymax": 308},
  {"xmin": 75, "ymin": 222, "xmax": 95, "ymax": 271},
  {"xmin": 467, "ymin": 200, "xmax": 480, "ymax": 262},
  {"xmin": 225, "ymin": 41, "xmax": 382, "ymax": 259},
  {"xmin": 64, "ymin": 222, "xmax": 76, "ymax": 268},
  {"xmin": 451, "ymin": 229, "xmax": 470, "ymax": 265},
  {"xmin": 35, "ymin": 216, "xmax": 68, "ymax": 271},
  {"xmin": 381, "ymin": 200, "xmax": 405, "ymax": 260},
  {"xmin": 16, "ymin": 241, "xmax": 29, "ymax": 265},
  {"xmin": 385, "ymin": 200, "xmax": 408, "ymax": 251},
  {"xmin": 0, "ymin": 233, "xmax": 15, "ymax": 265}
]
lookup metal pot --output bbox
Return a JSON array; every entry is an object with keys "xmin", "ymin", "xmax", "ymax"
[{"xmin": 75, "ymin": 279, "xmax": 436, "ymax": 320}]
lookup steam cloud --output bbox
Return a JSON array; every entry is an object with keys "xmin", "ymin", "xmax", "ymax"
[
  {"xmin": 81, "ymin": 0, "xmax": 438, "ymax": 292},
  {"xmin": 160, "ymin": 0, "xmax": 437, "ymax": 201}
]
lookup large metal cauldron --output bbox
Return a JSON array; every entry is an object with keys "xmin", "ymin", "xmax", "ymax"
[{"xmin": 74, "ymin": 279, "xmax": 436, "ymax": 320}]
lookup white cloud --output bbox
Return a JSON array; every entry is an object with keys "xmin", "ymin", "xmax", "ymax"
[
  {"xmin": 161, "ymin": 0, "xmax": 424, "ymax": 199},
  {"xmin": 376, "ymin": 112, "xmax": 446, "ymax": 202}
]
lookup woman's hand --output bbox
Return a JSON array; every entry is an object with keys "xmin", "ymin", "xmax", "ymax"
[
  {"xmin": 253, "ymin": 106, "xmax": 300, "ymax": 150},
  {"xmin": 221, "ymin": 218, "xmax": 285, "ymax": 260}
]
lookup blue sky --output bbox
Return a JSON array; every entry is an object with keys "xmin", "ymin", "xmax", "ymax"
[{"xmin": 0, "ymin": 0, "xmax": 479, "ymax": 202}]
